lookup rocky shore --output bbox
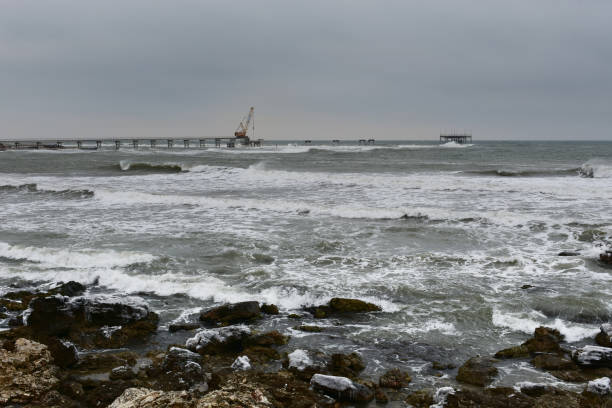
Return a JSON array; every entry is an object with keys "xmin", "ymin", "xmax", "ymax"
[{"xmin": 1, "ymin": 283, "xmax": 612, "ymax": 407}]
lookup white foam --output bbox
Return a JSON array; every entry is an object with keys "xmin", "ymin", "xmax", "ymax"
[
  {"xmin": 288, "ymin": 349, "xmax": 313, "ymax": 371},
  {"xmin": 0, "ymin": 241, "xmax": 155, "ymax": 269}
]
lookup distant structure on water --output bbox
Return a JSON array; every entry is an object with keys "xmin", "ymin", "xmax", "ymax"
[{"xmin": 439, "ymin": 133, "xmax": 472, "ymax": 144}]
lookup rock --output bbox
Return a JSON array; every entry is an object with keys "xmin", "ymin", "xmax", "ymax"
[
  {"xmin": 558, "ymin": 251, "xmax": 580, "ymax": 256},
  {"xmin": 186, "ymin": 325, "xmax": 251, "ymax": 354},
  {"xmin": 519, "ymin": 383, "xmax": 553, "ymax": 397},
  {"xmin": 586, "ymin": 377, "xmax": 610, "ymax": 395},
  {"xmin": 107, "ymin": 388, "xmax": 192, "ymax": 408},
  {"xmin": 288, "ymin": 313, "xmax": 301, "ymax": 319},
  {"xmin": 601, "ymin": 251, "xmax": 612, "ymax": 265},
  {"xmin": 532, "ymin": 354, "xmax": 576, "ymax": 371},
  {"xmin": 287, "ymin": 349, "xmax": 313, "ymax": 371},
  {"xmin": 375, "ymin": 388, "xmax": 389, "ymax": 403},
  {"xmin": 168, "ymin": 322, "xmax": 200, "ymax": 332},
  {"xmin": 524, "ymin": 326, "xmax": 564, "ymax": 353},
  {"xmin": 110, "ymin": 365, "xmax": 137, "ymax": 380},
  {"xmin": 294, "ymin": 325, "xmax": 323, "ymax": 332},
  {"xmin": 199, "ymin": 301, "xmax": 261, "ymax": 325},
  {"xmin": 231, "ymin": 355, "xmax": 251, "ymax": 371},
  {"xmin": 26, "ymin": 295, "xmax": 159, "ymax": 349},
  {"xmin": 152, "ymin": 347, "xmax": 205, "ymax": 391},
  {"xmin": 405, "ymin": 389, "xmax": 434, "ymax": 407},
  {"xmin": 596, "ymin": 323, "xmax": 612, "ymax": 347},
  {"xmin": 8, "ymin": 315, "xmax": 23, "ymax": 327},
  {"xmin": 520, "ymin": 284, "xmax": 534, "ymax": 289},
  {"xmin": 573, "ymin": 345, "xmax": 612, "ymax": 368},
  {"xmin": 0, "ymin": 338, "xmax": 60, "ymax": 405},
  {"xmin": 245, "ymin": 330, "xmax": 289, "ymax": 347},
  {"xmin": 494, "ymin": 344, "xmax": 529, "ymax": 359},
  {"xmin": 55, "ymin": 281, "xmax": 86, "ymax": 297},
  {"xmin": 46, "ymin": 337, "xmax": 79, "ymax": 368},
  {"xmin": 379, "ymin": 368, "xmax": 412, "ymax": 389},
  {"xmin": 260, "ymin": 303, "xmax": 279, "ymax": 315},
  {"xmin": 329, "ymin": 298, "xmax": 381, "ymax": 313},
  {"xmin": 456, "ymin": 356, "xmax": 498, "ymax": 387},
  {"xmin": 310, "ymin": 373, "xmax": 374, "ymax": 402},
  {"xmin": 328, "ymin": 352, "xmax": 365, "ymax": 378}
]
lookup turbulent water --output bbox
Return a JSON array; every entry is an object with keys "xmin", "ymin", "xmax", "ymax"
[{"xmin": 1, "ymin": 140, "xmax": 611, "ymax": 388}]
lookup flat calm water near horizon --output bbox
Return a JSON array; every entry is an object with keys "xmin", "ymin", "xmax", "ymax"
[{"xmin": 1, "ymin": 140, "xmax": 611, "ymax": 389}]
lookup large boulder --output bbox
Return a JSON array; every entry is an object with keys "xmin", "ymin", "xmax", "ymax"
[
  {"xmin": 379, "ymin": 368, "xmax": 412, "ymax": 389},
  {"xmin": 153, "ymin": 347, "xmax": 206, "ymax": 391},
  {"xmin": 200, "ymin": 301, "xmax": 261, "ymax": 326},
  {"xmin": 0, "ymin": 338, "xmax": 60, "ymax": 405},
  {"xmin": 495, "ymin": 326, "xmax": 563, "ymax": 358},
  {"xmin": 25, "ymin": 295, "xmax": 159, "ymax": 349},
  {"xmin": 456, "ymin": 357, "xmax": 498, "ymax": 387},
  {"xmin": 306, "ymin": 298, "xmax": 381, "ymax": 318},
  {"xmin": 310, "ymin": 373, "xmax": 374, "ymax": 402},
  {"xmin": 601, "ymin": 251, "xmax": 612, "ymax": 265},
  {"xmin": 328, "ymin": 352, "xmax": 365, "ymax": 378}
]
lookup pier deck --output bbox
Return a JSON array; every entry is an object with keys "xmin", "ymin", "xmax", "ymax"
[{"xmin": 0, "ymin": 137, "xmax": 264, "ymax": 150}]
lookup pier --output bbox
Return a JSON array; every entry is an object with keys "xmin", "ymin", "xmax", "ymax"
[
  {"xmin": 440, "ymin": 134, "xmax": 472, "ymax": 144},
  {"xmin": 0, "ymin": 137, "xmax": 264, "ymax": 151}
]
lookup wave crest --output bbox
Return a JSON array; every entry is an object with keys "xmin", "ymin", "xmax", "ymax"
[{"xmin": 579, "ymin": 159, "xmax": 612, "ymax": 178}]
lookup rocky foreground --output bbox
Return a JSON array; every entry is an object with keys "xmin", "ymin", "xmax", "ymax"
[{"xmin": 1, "ymin": 282, "xmax": 612, "ymax": 407}]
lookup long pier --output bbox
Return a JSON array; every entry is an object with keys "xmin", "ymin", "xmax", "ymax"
[{"xmin": 0, "ymin": 137, "xmax": 264, "ymax": 150}]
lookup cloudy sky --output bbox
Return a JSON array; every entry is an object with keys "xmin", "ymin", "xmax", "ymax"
[{"xmin": 1, "ymin": 0, "xmax": 611, "ymax": 140}]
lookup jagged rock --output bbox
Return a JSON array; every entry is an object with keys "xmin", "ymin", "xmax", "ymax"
[
  {"xmin": 46, "ymin": 337, "xmax": 79, "ymax": 368},
  {"xmin": 245, "ymin": 330, "xmax": 289, "ymax": 347},
  {"xmin": 199, "ymin": 301, "xmax": 261, "ymax": 325},
  {"xmin": 231, "ymin": 355, "xmax": 251, "ymax": 371},
  {"xmin": 260, "ymin": 303, "xmax": 279, "ymax": 315},
  {"xmin": 601, "ymin": 251, "xmax": 612, "ymax": 265},
  {"xmin": 586, "ymin": 377, "xmax": 610, "ymax": 395},
  {"xmin": 524, "ymin": 326, "xmax": 564, "ymax": 353},
  {"xmin": 186, "ymin": 325, "xmax": 251, "ymax": 354},
  {"xmin": 107, "ymin": 388, "xmax": 193, "ymax": 408},
  {"xmin": 0, "ymin": 338, "xmax": 60, "ymax": 405},
  {"xmin": 596, "ymin": 323, "xmax": 612, "ymax": 347},
  {"xmin": 144, "ymin": 347, "xmax": 206, "ymax": 391},
  {"xmin": 379, "ymin": 368, "xmax": 412, "ymax": 389},
  {"xmin": 310, "ymin": 373, "xmax": 374, "ymax": 402},
  {"xmin": 168, "ymin": 322, "xmax": 200, "ymax": 332},
  {"xmin": 456, "ymin": 356, "xmax": 498, "ymax": 387},
  {"xmin": 375, "ymin": 388, "xmax": 389, "ymax": 403},
  {"xmin": 25, "ymin": 295, "xmax": 158, "ymax": 349},
  {"xmin": 8, "ymin": 315, "xmax": 23, "ymax": 327},
  {"xmin": 328, "ymin": 352, "xmax": 365, "ymax": 378},
  {"xmin": 573, "ymin": 345, "xmax": 612, "ymax": 368},
  {"xmin": 306, "ymin": 298, "xmax": 381, "ymax": 318}
]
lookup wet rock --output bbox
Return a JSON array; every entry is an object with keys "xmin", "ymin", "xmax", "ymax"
[
  {"xmin": 260, "ymin": 303, "xmax": 279, "ymax": 315},
  {"xmin": 532, "ymin": 354, "xmax": 576, "ymax": 371},
  {"xmin": 288, "ymin": 313, "xmax": 301, "ymax": 319},
  {"xmin": 310, "ymin": 373, "xmax": 374, "ymax": 402},
  {"xmin": 287, "ymin": 349, "xmax": 313, "ymax": 371},
  {"xmin": 558, "ymin": 251, "xmax": 580, "ymax": 256},
  {"xmin": 0, "ymin": 338, "xmax": 60, "ymax": 405},
  {"xmin": 245, "ymin": 330, "xmax": 289, "ymax": 347},
  {"xmin": 379, "ymin": 368, "xmax": 412, "ymax": 389},
  {"xmin": 375, "ymin": 388, "xmax": 389, "ymax": 403},
  {"xmin": 405, "ymin": 389, "xmax": 434, "ymax": 407},
  {"xmin": 573, "ymin": 345, "xmax": 612, "ymax": 368},
  {"xmin": 107, "ymin": 388, "xmax": 192, "ymax": 408},
  {"xmin": 110, "ymin": 365, "xmax": 137, "ymax": 380},
  {"xmin": 328, "ymin": 352, "xmax": 365, "ymax": 378},
  {"xmin": 432, "ymin": 387, "xmax": 455, "ymax": 408},
  {"xmin": 8, "ymin": 315, "xmax": 23, "ymax": 327},
  {"xmin": 294, "ymin": 325, "xmax": 323, "ymax": 332},
  {"xmin": 520, "ymin": 284, "xmax": 534, "ymax": 289},
  {"xmin": 456, "ymin": 356, "xmax": 498, "ymax": 387},
  {"xmin": 46, "ymin": 337, "xmax": 79, "ymax": 368},
  {"xmin": 494, "ymin": 344, "xmax": 529, "ymax": 359},
  {"xmin": 445, "ymin": 387, "xmax": 536, "ymax": 408},
  {"xmin": 168, "ymin": 322, "xmax": 200, "ymax": 332},
  {"xmin": 600, "ymin": 251, "xmax": 612, "ymax": 265},
  {"xmin": 186, "ymin": 325, "xmax": 251, "ymax": 354},
  {"xmin": 151, "ymin": 347, "xmax": 206, "ymax": 391},
  {"xmin": 525, "ymin": 326, "xmax": 564, "ymax": 353},
  {"xmin": 55, "ymin": 281, "xmax": 87, "ymax": 297},
  {"xmin": 306, "ymin": 297, "xmax": 381, "ymax": 318},
  {"xmin": 26, "ymin": 295, "xmax": 159, "ymax": 349},
  {"xmin": 596, "ymin": 323, "xmax": 612, "ymax": 347},
  {"xmin": 0, "ymin": 298, "xmax": 27, "ymax": 311},
  {"xmin": 586, "ymin": 377, "xmax": 610, "ymax": 395},
  {"xmin": 519, "ymin": 383, "xmax": 554, "ymax": 397},
  {"xmin": 200, "ymin": 301, "xmax": 261, "ymax": 325},
  {"xmin": 231, "ymin": 355, "xmax": 251, "ymax": 371}
]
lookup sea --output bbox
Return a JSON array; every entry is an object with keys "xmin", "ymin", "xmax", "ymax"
[{"xmin": 1, "ymin": 140, "xmax": 611, "ymax": 390}]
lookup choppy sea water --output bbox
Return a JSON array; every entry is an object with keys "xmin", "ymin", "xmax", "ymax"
[{"xmin": 1, "ymin": 140, "xmax": 611, "ymax": 389}]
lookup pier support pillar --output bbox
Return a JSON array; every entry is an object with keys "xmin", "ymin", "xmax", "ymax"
[
  {"xmin": 96, "ymin": 141, "xmax": 102, "ymax": 149},
  {"xmin": 36, "ymin": 142, "xmax": 42, "ymax": 149},
  {"xmin": 132, "ymin": 140, "xmax": 138, "ymax": 149},
  {"xmin": 115, "ymin": 140, "xmax": 121, "ymax": 150},
  {"xmin": 184, "ymin": 139, "xmax": 189, "ymax": 148},
  {"xmin": 77, "ymin": 141, "xmax": 82, "ymax": 149},
  {"xmin": 199, "ymin": 139, "xmax": 205, "ymax": 148},
  {"xmin": 150, "ymin": 140, "xmax": 156, "ymax": 148},
  {"xmin": 214, "ymin": 138, "xmax": 221, "ymax": 148},
  {"xmin": 168, "ymin": 140, "xmax": 173, "ymax": 149}
]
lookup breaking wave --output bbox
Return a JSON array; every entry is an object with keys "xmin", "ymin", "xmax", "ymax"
[
  {"xmin": 579, "ymin": 159, "xmax": 612, "ymax": 178},
  {"xmin": 0, "ymin": 183, "xmax": 94, "ymax": 198},
  {"xmin": 464, "ymin": 168, "xmax": 580, "ymax": 177},
  {"xmin": 119, "ymin": 160, "xmax": 186, "ymax": 172}
]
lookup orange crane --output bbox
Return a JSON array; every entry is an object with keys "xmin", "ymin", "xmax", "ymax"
[{"xmin": 234, "ymin": 107, "xmax": 254, "ymax": 140}]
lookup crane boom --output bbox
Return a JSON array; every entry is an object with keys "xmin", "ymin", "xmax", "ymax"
[{"xmin": 234, "ymin": 107, "xmax": 254, "ymax": 139}]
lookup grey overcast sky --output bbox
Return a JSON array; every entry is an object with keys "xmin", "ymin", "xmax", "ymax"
[{"xmin": 1, "ymin": 0, "xmax": 611, "ymax": 141}]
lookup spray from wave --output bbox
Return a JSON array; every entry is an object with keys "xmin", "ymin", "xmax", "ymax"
[
  {"xmin": 0, "ymin": 183, "xmax": 94, "ymax": 198},
  {"xmin": 579, "ymin": 159, "xmax": 612, "ymax": 178},
  {"xmin": 119, "ymin": 160, "xmax": 186, "ymax": 172}
]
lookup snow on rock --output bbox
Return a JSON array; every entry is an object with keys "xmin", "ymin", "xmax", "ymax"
[
  {"xmin": 587, "ymin": 377, "xmax": 611, "ymax": 395},
  {"xmin": 573, "ymin": 345, "xmax": 612, "ymax": 367},
  {"xmin": 185, "ymin": 325, "xmax": 251, "ymax": 353},
  {"xmin": 288, "ymin": 349, "xmax": 312, "ymax": 371},
  {"xmin": 231, "ymin": 355, "xmax": 251, "ymax": 371}
]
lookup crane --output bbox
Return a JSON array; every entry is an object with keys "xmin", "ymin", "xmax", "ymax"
[{"xmin": 234, "ymin": 107, "xmax": 254, "ymax": 140}]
